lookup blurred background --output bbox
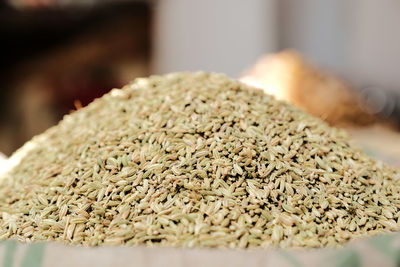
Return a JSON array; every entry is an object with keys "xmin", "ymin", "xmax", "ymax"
[{"xmin": 1, "ymin": 0, "xmax": 400, "ymax": 166}]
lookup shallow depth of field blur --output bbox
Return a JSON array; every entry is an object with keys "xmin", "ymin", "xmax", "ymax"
[{"xmin": 1, "ymin": 0, "xmax": 400, "ymax": 165}]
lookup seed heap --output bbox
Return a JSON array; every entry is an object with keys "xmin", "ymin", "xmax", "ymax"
[{"xmin": 0, "ymin": 72, "xmax": 399, "ymax": 248}]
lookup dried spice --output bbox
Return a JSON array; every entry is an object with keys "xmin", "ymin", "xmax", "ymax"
[{"xmin": 0, "ymin": 72, "xmax": 399, "ymax": 248}]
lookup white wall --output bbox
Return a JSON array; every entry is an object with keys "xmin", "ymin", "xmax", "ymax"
[
  {"xmin": 348, "ymin": 0, "xmax": 400, "ymax": 89},
  {"xmin": 279, "ymin": 0, "xmax": 400, "ymax": 91},
  {"xmin": 152, "ymin": 0, "xmax": 277, "ymax": 77}
]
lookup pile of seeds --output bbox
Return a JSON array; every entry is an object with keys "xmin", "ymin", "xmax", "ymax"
[{"xmin": 0, "ymin": 72, "xmax": 399, "ymax": 248}]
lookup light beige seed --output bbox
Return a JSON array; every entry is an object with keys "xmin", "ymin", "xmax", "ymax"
[{"xmin": 0, "ymin": 72, "xmax": 398, "ymax": 250}]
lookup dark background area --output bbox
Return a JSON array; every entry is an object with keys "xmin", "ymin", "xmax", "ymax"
[{"xmin": 0, "ymin": 1, "xmax": 151, "ymax": 155}]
